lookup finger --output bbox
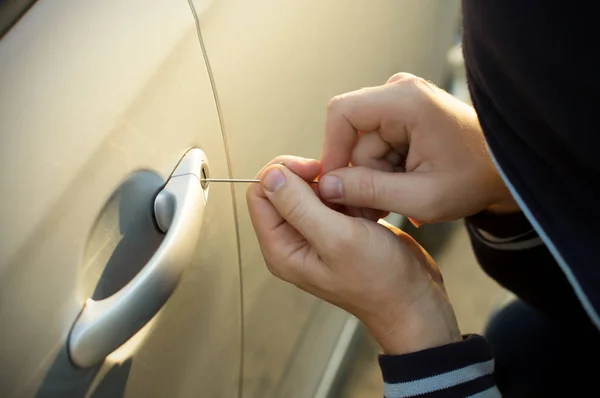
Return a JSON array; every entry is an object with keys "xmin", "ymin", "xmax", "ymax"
[
  {"xmin": 247, "ymin": 191, "xmax": 310, "ymax": 283},
  {"xmin": 253, "ymin": 155, "xmax": 321, "ymax": 180},
  {"xmin": 251, "ymin": 155, "xmax": 321, "ymax": 198},
  {"xmin": 321, "ymin": 76, "xmax": 426, "ymax": 174},
  {"xmin": 350, "ymin": 131, "xmax": 394, "ymax": 171},
  {"xmin": 322, "ymin": 85, "xmax": 398, "ymax": 174},
  {"xmin": 318, "ymin": 166, "xmax": 437, "ymax": 219},
  {"xmin": 350, "ymin": 132, "xmax": 406, "ymax": 172},
  {"xmin": 259, "ymin": 164, "xmax": 354, "ymax": 253},
  {"xmin": 248, "ymin": 156, "xmax": 321, "ymax": 233},
  {"xmin": 246, "ymin": 161, "xmax": 322, "ymax": 283}
]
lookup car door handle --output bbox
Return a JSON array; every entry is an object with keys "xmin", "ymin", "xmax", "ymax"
[{"xmin": 68, "ymin": 148, "xmax": 209, "ymax": 368}]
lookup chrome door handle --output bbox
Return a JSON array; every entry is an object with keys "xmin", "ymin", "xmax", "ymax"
[{"xmin": 68, "ymin": 148, "xmax": 209, "ymax": 368}]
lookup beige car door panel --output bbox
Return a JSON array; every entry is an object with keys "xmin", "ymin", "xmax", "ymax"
[
  {"xmin": 0, "ymin": 1, "xmax": 241, "ymax": 397},
  {"xmin": 195, "ymin": 0, "xmax": 460, "ymax": 396}
]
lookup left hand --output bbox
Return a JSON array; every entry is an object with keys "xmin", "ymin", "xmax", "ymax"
[
  {"xmin": 246, "ymin": 156, "xmax": 461, "ymax": 355},
  {"xmin": 319, "ymin": 73, "xmax": 519, "ymax": 225}
]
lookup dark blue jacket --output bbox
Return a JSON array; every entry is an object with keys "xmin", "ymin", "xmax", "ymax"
[{"xmin": 378, "ymin": 2, "xmax": 600, "ymax": 396}]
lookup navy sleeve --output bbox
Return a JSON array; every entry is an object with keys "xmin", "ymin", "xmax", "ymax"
[
  {"xmin": 378, "ymin": 335, "xmax": 500, "ymax": 397},
  {"xmin": 466, "ymin": 211, "xmax": 595, "ymax": 331},
  {"xmin": 462, "ymin": 0, "xmax": 600, "ymax": 326}
]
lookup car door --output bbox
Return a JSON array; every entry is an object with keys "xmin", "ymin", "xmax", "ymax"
[
  {"xmin": 0, "ymin": 1, "xmax": 241, "ymax": 397},
  {"xmin": 194, "ymin": 1, "xmax": 460, "ymax": 396}
]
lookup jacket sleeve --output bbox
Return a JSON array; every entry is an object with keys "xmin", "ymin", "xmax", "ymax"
[
  {"xmin": 378, "ymin": 335, "xmax": 500, "ymax": 397},
  {"xmin": 465, "ymin": 210, "xmax": 594, "ymax": 330},
  {"xmin": 466, "ymin": 210, "xmax": 542, "ymax": 256}
]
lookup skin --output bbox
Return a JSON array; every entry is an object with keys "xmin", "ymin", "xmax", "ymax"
[
  {"xmin": 319, "ymin": 72, "xmax": 519, "ymax": 223},
  {"xmin": 246, "ymin": 73, "xmax": 519, "ymax": 355}
]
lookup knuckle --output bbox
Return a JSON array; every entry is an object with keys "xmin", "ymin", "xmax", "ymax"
[
  {"xmin": 386, "ymin": 72, "xmax": 417, "ymax": 84},
  {"xmin": 396, "ymin": 74, "xmax": 424, "ymax": 89},
  {"xmin": 263, "ymin": 246, "xmax": 291, "ymax": 278},
  {"xmin": 350, "ymin": 150, "xmax": 371, "ymax": 169},
  {"xmin": 264, "ymin": 246, "xmax": 309, "ymax": 286},
  {"xmin": 389, "ymin": 73, "xmax": 434, "ymax": 97},
  {"xmin": 356, "ymin": 170, "xmax": 381, "ymax": 205},
  {"xmin": 264, "ymin": 259, "xmax": 286, "ymax": 280},
  {"xmin": 283, "ymin": 198, "xmax": 309, "ymax": 225},
  {"xmin": 327, "ymin": 94, "xmax": 345, "ymax": 112}
]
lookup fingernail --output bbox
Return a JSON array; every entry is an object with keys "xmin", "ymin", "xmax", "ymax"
[
  {"xmin": 320, "ymin": 175, "xmax": 342, "ymax": 199},
  {"xmin": 262, "ymin": 168, "xmax": 286, "ymax": 192}
]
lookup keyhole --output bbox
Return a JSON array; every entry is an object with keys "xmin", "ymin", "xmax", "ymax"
[{"xmin": 200, "ymin": 163, "xmax": 209, "ymax": 190}]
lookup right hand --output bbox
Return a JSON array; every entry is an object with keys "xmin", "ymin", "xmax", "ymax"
[
  {"xmin": 246, "ymin": 156, "xmax": 462, "ymax": 355},
  {"xmin": 319, "ymin": 73, "xmax": 519, "ymax": 224}
]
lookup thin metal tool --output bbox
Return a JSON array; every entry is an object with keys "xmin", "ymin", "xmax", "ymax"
[{"xmin": 202, "ymin": 178, "xmax": 319, "ymax": 184}]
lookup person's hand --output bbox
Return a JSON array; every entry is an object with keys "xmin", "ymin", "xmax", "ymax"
[
  {"xmin": 246, "ymin": 156, "xmax": 461, "ymax": 354},
  {"xmin": 319, "ymin": 73, "xmax": 519, "ymax": 225}
]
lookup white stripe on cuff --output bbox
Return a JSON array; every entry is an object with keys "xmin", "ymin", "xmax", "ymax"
[
  {"xmin": 477, "ymin": 228, "xmax": 534, "ymax": 243},
  {"xmin": 468, "ymin": 224, "xmax": 543, "ymax": 251},
  {"xmin": 383, "ymin": 359, "xmax": 494, "ymax": 398}
]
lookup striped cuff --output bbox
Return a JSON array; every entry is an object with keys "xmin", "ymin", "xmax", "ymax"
[
  {"xmin": 467, "ymin": 223, "xmax": 542, "ymax": 251},
  {"xmin": 378, "ymin": 335, "xmax": 499, "ymax": 398},
  {"xmin": 466, "ymin": 210, "xmax": 542, "ymax": 251}
]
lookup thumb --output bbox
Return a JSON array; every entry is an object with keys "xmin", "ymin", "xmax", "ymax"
[
  {"xmin": 260, "ymin": 164, "xmax": 351, "ymax": 251},
  {"xmin": 318, "ymin": 166, "xmax": 434, "ymax": 219}
]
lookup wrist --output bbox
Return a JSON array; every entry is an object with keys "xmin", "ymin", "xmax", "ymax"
[
  {"xmin": 364, "ymin": 289, "xmax": 462, "ymax": 355},
  {"xmin": 485, "ymin": 184, "xmax": 521, "ymax": 215}
]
